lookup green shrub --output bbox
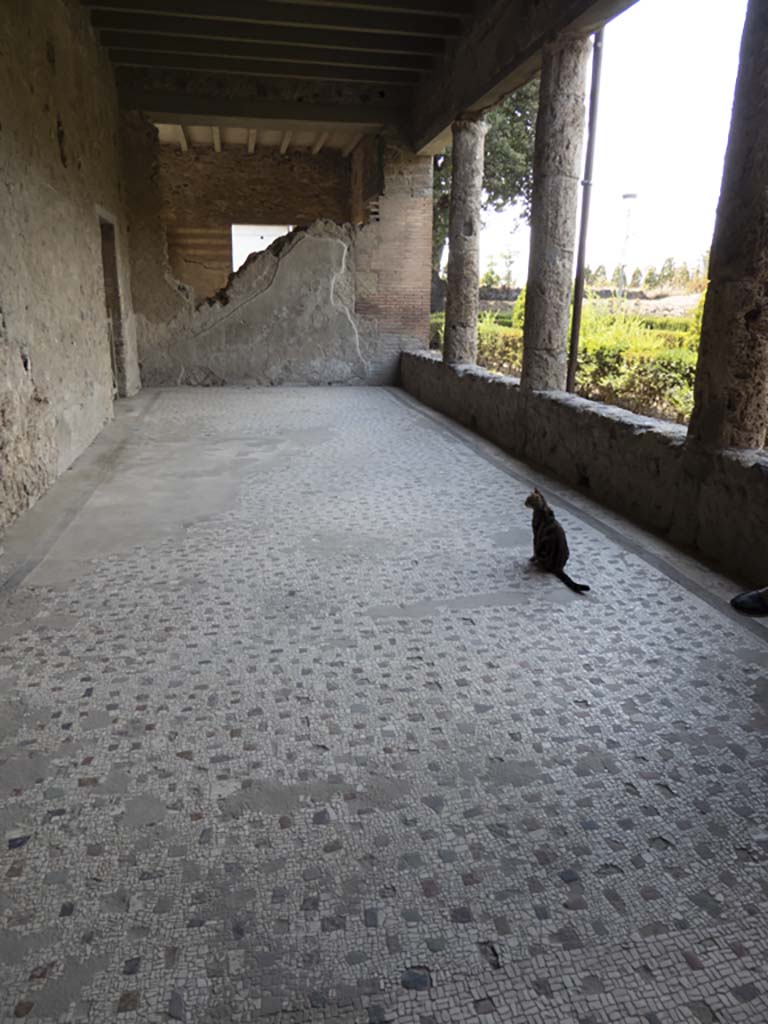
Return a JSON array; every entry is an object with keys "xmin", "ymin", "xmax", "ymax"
[
  {"xmin": 637, "ymin": 315, "xmax": 694, "ymax": 333},
  {"xmin": 428, "ymin": 298, "xmax": 700, "ymax": 423},
  {"xmin": 511, "ymin": 286, "xmax": 527, "ymax": 330}
]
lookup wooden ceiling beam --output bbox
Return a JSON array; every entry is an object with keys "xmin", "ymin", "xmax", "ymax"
[
  {"xmin": 83, "ymin": 1, "xmax": 463, "ymax": 39},
  {"xmin": 239, "ymin": 0, "xmax": 473, "ymax": 14},
  {"xmin": 341, "ymin": 132, "xmax": 362, "ymax": 157},
  {"xmin": 117, "ymin": 81, "xmax": 400, "ymax": 128},
  {"xmin": 99, "ymin": 31, "xmax": 436, "ymax": 70},
  {"xmin": 110, "ymin": 50, "xmax": 420, "ymax": 83},
  {"xmin": 311, "ymin": 130, "xmax": 329, "ymax": 154},
  {"xmin": 91, "ymin": 12, "xmax": 446, "ymax": 55}
]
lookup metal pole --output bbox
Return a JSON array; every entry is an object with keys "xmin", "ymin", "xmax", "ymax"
[{"xmin": 566, "ymin": 27, "xmax": 604, "ymax": 393}]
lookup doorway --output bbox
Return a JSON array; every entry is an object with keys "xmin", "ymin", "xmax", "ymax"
[{"xmin": 99, "ymin": 219, "xmax": 123, "ymax": 398}]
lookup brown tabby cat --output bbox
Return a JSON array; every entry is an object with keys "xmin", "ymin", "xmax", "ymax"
[{"xmin": 524, "ymin": 488, "xmax": 590, "ymax": 593}]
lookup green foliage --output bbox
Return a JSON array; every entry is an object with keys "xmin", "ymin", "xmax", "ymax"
[
  {"xmin": 432, "ymin": 80, "xmax": 539, "ymax": 270},
  {"xmin": 500, "ymin": 250, "xmax": 515, "ymax": 287},
  {"xmin": 660, "ymin": 257, "xmax": 676, "ymax": 285},
  {"xmin": 611, "ymin": 265, "xmax": 626, "ymax": 290},
  {"xmin": 630, "ymin": 267, "xmax": 643, "ymax": 288},
  {"xmin": 430, "ymin": 297, "xmax": 701, "ymax": 423},
  {"xmin": 693, "ymin": 288, "xmax": 707, "ymax": 336},
  {"xmin": 644, "ymin": 266, "xmax": 660, "ymax": 290},
  {"xmin": 511, "ymin": 286, "xmax": 527, "ymax": 330}
]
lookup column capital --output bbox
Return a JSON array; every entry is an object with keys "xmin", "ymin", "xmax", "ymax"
[{"xmin": 452, "ymin": 111, "xmax": 488, "ymax": 130}]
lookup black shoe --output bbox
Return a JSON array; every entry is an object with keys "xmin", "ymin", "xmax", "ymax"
[{"xmin": 730, "ymin": 590, "xmax": 768, "ymax": 616}]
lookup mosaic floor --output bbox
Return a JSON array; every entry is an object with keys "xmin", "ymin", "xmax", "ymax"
[{"xmin": 1, "ymin": 387, "xmax": 767, "ymax": 1024}]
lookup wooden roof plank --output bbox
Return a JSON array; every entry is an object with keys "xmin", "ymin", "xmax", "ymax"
[{"xmin": 84, "ymin": 0, "xmax": 463, "ymax": 39}]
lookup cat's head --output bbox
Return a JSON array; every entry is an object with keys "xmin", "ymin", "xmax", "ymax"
[{"xmin": 524, "ymin": 488, "xmax": 545, "ymax": 509}]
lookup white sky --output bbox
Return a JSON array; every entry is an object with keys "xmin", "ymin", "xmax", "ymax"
[
  {"xmin": 479, "ymin": 0, "xmax": 748, "ymax": 283},
  {"xmin": 232, "ymin": 224, "xmax": 292, "ymax": 270}
]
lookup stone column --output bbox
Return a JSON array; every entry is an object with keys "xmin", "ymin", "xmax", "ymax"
[
  {"xmin": 520, "ymin": 34, "xmax": 590, "ymax": 391},
  {"xmin": 688, "ymin": 0, "xmax": 768, "ymax": 450},
  {"xmin": 444, "ymin": 114, "xmax": 487, "ymax": 365}
]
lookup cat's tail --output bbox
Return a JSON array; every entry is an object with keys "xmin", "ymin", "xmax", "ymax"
[{"xmin": 555, "ymin": 571, "xmax": 590, "ymax": 594}]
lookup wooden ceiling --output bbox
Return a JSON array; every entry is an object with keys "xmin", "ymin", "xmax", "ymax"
[{"xmin": 82, "ymin": 0, "xmax": 475, "ymax": 87}]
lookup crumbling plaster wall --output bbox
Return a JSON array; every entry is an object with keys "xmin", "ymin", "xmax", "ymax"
[
  {"xmin": 401, "ymin": 352, "xmax": 768, "ymax": 585},
  {"xmin": 139, "ymin": 222, "xmax": 368, "ymax": 387},
  {"xmin": 125, "ymin": 126, "xmax": 432, "ymax": 386},
  {"xmin": 0, "ymin": 0, "xmax": 140, "ymax": 531}
]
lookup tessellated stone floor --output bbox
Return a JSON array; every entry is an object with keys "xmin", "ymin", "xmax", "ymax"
[{"xmin": 1, "ymin": 387, "xmax": 767, "ymax": 1024}]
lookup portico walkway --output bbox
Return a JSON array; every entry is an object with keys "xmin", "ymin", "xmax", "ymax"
[{"xmin": 1, "ymin": 388, "xmax": 766, "ymax": 1023}]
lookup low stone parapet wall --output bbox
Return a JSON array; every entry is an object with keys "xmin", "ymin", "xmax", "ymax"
[{"xmin": 400, "ymin": 351, "xmax": 768, "ymax": 585}]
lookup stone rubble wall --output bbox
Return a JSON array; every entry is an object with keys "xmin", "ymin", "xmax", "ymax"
[
  {"xmin": 0, "ymin": 0, "xmax": 141, "ymax": 531},
  {"xmin": 400, "ymin": 352, "xmax": 768, "ymax": 585}
]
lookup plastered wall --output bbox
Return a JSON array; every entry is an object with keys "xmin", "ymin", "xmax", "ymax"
[{"xmin": 0, "ymin": 0, "xmax": 139, "ymax": 530}]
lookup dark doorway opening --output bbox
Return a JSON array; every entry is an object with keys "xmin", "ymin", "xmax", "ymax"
[{"xmin": 99, "ymin": 219, "xmax": 124, "ymax": 398}]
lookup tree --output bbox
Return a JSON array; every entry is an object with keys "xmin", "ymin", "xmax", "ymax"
[
  {"xmin": 660, "ymin": 257, "xmax": 676, "ymax": 286},
  {"xmin": 481, "ymin": 267, "xmax": 501, "ymax": 287},
  {"xmin": 674, "ymin": 262, "xmax": 691, "ymax": 288},
  {"xmin": 611, "ymin": 265, "xmax": 626, "ymax": 291},
  {"xmin": 630, "ymin": 267, "xmax": 643, "ymax": 288},
  {"xmin": 432, "ymin": 79, "xmax": 539, "ymax": 270},
  {"xmin": 644, "ymin": 266, "xmax": 659, "ymax": 290},
  {"xmin": 584, "ymin": 265, "xmax": 594, "ymax": 286},
  {"xmin": 501, "ymin": 250, "xmax": 515, "ymax": 288},
  {"xmin": 593, "ymin": 265, "xmax": 607, "ymax": 285}
]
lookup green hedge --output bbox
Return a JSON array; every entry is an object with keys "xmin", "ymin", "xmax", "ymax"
[{"xmin": 429, "ymin": 302, "xmax": 701, "ymax": 423}]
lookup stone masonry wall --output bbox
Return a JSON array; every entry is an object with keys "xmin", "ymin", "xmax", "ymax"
[
  {"xmin": 158, "ymin": 145, "xmax": 353, "ymax": 301},
  {"xmin": 127, "ymin": 130, "xmax": 432, "ymax": 386},
  {"xmin": 355, "ymin": 142, "xmax": 433, "ymax": 383},
  {"xmin": 0, "ymin": 0, "xmax": 140, "ymax": 532},
  {"xmin": 400, "ymin": 352, "xmax": 768, "ymax": 585}
]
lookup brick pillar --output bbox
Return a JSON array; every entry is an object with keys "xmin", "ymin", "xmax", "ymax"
[
  {"xmin": 688, "ymin": 0, "xmax": 768, "ymax": 450},
  {"xmin": 444, "ymin": 114, "xmax": 487, "ymax": 365},
  {"xmin": 521, "ymin": 34, "xmax": 590, "ymax": 391}
]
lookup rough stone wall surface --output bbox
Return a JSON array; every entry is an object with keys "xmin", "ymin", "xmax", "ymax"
[
  {"xmin": 521, "ymin": 34, "xmax": 589, "ymax": 391},
  {"xmin": 354, "ymin": 142, "xmax": 433, "ymax": 383},
  {"xmin": 0, "ymin": 0, "xmax": 140, "ymax": 532},
  {"xmin": 138, "ymin": 222, "xmax": 368, "ymax": 387},
  {"xmin": 120, "ymin": 113, "xmax": 193, "ymax": 364},
  {"xmin": 400, "ymin": 352, "xmax": 768, "ymax": 584},
  {"xmin": 688, "ymin": 0, "xmax": 768, "ymax": 450},
  {"xmin": 443, "ymin": 116, "xmax": 488, "ymax": 366}
]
